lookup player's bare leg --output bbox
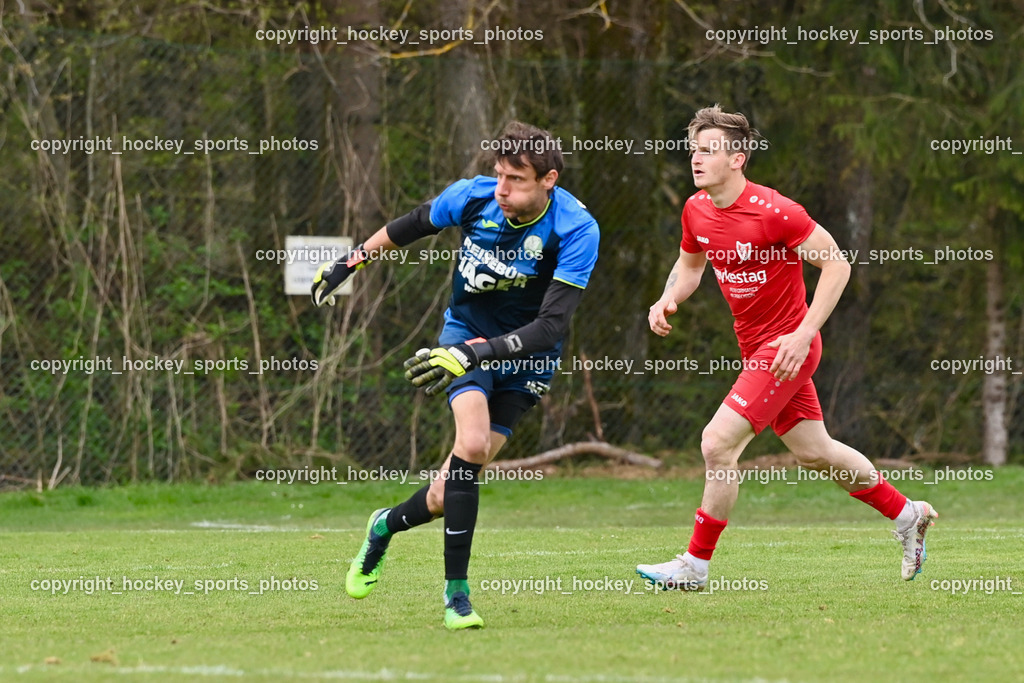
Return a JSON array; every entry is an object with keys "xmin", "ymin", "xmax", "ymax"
[
  {"xmin": 778, "ymin": 419, "xmax": 875, "ymax": 491},
  {"xmin": 637, "ymin": 404, "xmax": 754, "ymax": 590},
  {"xmin": 699, "ymin": 404, "xmax": 758, "ymax": 518},
  {"xmin": 780, "ymin": 419, "xmax": 938, "ymax": 580}
]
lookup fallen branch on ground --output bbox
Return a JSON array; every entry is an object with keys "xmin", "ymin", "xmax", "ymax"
[{"xmin": 490, "ymin": 441, "xmax": 662, "ymax": 471}]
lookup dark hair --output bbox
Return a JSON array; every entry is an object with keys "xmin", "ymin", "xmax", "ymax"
[
  {"xmin": 493, "ymin": 120, "xmax": 563, "ymax": 179},
  {"xmin": 687, "ymin": 104, "xmax": 759, "ymax": 171}
]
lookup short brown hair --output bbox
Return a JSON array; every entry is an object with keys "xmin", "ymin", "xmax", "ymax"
[
  {"xmin": 492, "ymin": 120, "xmax": 563, "ymax": 179},
  {"xmin": 687, "ymin": 105, "xmax": 759, "ymax": 170}
]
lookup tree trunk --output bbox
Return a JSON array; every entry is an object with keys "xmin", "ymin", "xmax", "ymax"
[
  {"xmin": 441, "ymin": 1, "xmax": 491, "ymax": 176},
  {"xmin": 829, "ymin": 159, "xmax": 873, "ymax": 436},
  {"xmin": 981, "ymin": 214, "xmax": 1007, "ymax": 466}
]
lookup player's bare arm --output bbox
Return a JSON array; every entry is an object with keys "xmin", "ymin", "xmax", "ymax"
[
  {"xmin": 767, "ymin": 224, "xmax": 852, "ymax": 381},
  {"xmin": 361, "ymin": 225, "xmax": 399, "ymax": 254},
  {"xmin": 649, "ymin": 248, "xmax": 707, "ymax": 337}
]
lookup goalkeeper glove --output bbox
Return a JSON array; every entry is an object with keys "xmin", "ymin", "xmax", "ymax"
[
  {"xmin": 403, "ymin": 340, "xmax": 485, "ymax": 396},
  {"xmin": 311, "ymin": 244, "xmax": 369, "ymax": 307}
]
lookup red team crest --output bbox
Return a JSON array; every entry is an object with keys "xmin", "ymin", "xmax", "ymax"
[{"xmin": 735, "ymin": 241, "xmax": 752, "ymax": 262}]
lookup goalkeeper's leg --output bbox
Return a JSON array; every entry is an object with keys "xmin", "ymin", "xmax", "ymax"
[
  {"xmin": 345, "ymin": 388, "xmax": 506, "ymax": 605},
  {"xmin": 436, "ymin": 389, "xmax": 498, "ymax": 629},
  {"xmin": 437, "ymin": 388, "xmax": 540, "ymax": 628}
]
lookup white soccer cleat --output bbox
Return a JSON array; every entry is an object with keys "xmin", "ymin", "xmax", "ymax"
[
  {"xmin": 636, "ymin": 554, "xmax": 708, "ymax": 591},
  {"xmin": 893, "ymin": 500, "xmax": 938, "ymax": 581}
]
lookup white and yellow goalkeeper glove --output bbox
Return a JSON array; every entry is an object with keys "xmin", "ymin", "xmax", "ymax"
[{"xmin": 403, "ymin": 340, "xmax": 486, "ymax": 396}]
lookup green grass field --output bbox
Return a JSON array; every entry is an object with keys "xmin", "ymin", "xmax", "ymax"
[{"xmin": 2, "ymin": 468, "xmax": 1022, "ymax": 682}]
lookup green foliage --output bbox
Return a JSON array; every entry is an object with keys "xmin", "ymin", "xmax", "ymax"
[{"xmin": 1, "ymin": 1, "xmax": 1022, "ymax": 484}]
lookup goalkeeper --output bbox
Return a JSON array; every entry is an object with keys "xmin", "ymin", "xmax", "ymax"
[{"xmin": 311, "ymin": 121, "xmax": 599, "ymax": 630}]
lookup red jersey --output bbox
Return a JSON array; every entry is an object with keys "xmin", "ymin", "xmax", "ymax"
[{"xmin": 681, "ymin": 180, "xmax": 817, "ymax": 353}]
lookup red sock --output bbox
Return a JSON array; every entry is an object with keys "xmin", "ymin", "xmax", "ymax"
[
  {"xmin": 849, "ymin": 473, "xmax": 907, "ymax": 519},
  {"xmin": 686, "ymin": 508, "xmax": 728, "ymax": 560}
]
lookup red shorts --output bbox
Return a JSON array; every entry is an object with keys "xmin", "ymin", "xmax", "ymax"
[{"xmin": 723, "ymin": 333, "xmax": 824, "ymax": 436}]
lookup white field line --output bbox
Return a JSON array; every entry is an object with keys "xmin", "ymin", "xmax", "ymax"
[{"xmin": 3, "ymin": 664, "xmax": 791, "ymax": 682}]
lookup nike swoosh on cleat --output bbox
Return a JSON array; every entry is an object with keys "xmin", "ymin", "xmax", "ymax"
[
  {"xmin": 402, "ymin": 515, "xmax": 409, "ymax": 525},
  {"xmin": 445, "ymin": 528, "xmax": 468, "ymax": 535}
]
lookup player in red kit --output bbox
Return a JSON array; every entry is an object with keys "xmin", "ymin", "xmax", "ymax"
[{"xmin": 637, "ymin": 105, "xmax": 937, "ymax": 589}]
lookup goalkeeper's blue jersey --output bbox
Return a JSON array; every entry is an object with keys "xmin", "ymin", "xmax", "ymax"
[{"xmin": 428, "ymin": 175, "xmax": 600, "ymax": 343}]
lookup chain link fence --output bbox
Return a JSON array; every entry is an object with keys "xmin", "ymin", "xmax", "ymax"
[{"xmin": 1, "ymin": 27, "xmax": 1019, "ymax": 486}]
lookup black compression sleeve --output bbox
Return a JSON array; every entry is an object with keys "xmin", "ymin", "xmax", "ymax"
[
  {"xmin": 385, "ymin": 202, "xmax": 440, "ymax": 247},
  {"xmin": 470, "ymin": 281, "xmax": 584, "ymax": 363}
]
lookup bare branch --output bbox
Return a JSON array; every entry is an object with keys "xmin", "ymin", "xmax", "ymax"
[{"xmin": 491, "ymin": 441, "xmax": 663, "ymax": 471}]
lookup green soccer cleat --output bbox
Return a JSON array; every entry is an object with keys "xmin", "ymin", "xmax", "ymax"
[
  {"xmin": 444, "ymin": 591, "xmax": 484, "ymax": 630},
  {"xmin": 345, "ymin": 508, "xmax": 391, "ymax": 599}
]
